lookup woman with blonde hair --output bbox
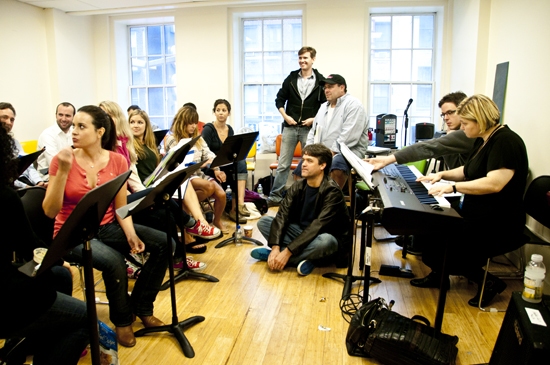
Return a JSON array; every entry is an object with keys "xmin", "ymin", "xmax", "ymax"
[
  {"xmin": 166, "ymin": 106, "xmax": 228, "ymax": 233},
  {"xmin": 129, "ymin": 109, "xmax": 220, "ymax": 255},
  {"xmin": 414, "ymin": 94, "xmax": 528, "ymax": 307}
]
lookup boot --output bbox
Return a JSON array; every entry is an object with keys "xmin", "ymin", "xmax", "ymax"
[
  {"xmin": 238, "ymin": 204, "xmax": 251, "ymax": 217},
  {"xmin": 115, "ymin": 325, "xmax": 136, "ymax": 347},
  {"xmin": 468, "ymin": 273, "xmax": 507, "ymax": 307}
]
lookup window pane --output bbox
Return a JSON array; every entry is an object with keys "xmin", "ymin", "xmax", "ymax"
[
  {"xmin": 244, "ymin": 52, "xmax": 262, "ymax": 82},
  {"xmin": 150, "ymin": 117, "xmax": 164, "ymax": 131},
  {"xmin": 412, "ymin": 50, "xmax": 432, "ymax": 82},
  {"xmin": 370, "ymin": 50, "xmax": 390, "ymax": 81},
  {"xmin": 147, "ymin": 26, "xmax": 162, "ymax": 55},
  {"xmin": 413, "ymin": 84, "xmax": 432, "ymax": 116},
  {"xmin": 130, "ymin": 27, "xmax": 146, "ymax": 57},
  {"xmin": 131, "ymin": 57, "xmax": 146, "ymax": 85},
  {"xmin": 371, "ymin": 16, "xmax": 391, "ymax": 49},
  {"xmin": 164, "ymin": 25, "xmax": 175, "ymax": 55},
  {"xmin": 166, "ymin": 55, "xmax": 176, "ymax": 84},
  {"xmin": 244, "ymin": 116, "xmax": 261, "ymax": 132},
  {"xmin": 283, "ymin": 18, "xmax": 302, "ymax": 50},
  {"xmin": 390, "ymin": 84, "xmax": 412, "ymax": 115},
  {"xmin": 244, "ymin": 85, "xmax": 261, "ymax": 116},
  {"xmin": 414, "ymin": 15, "xmax": 433, "ymax": 48},
  {"xmin": 283, "ymin": 51, "xmax": 297, "ymax": 76},
  {"xmin": 392, "ymin": 16, "xmax": 412, "ymax": 49},
  {"xmin": 391, "ymin": 50, "xmax": 411, "ymax": 81},
  {"xmin": 264, "ymin": 85, "xmax": 280, "ymax": 115},
  {"xmin": 371, "ymin": 84, "xmax": 390, "ymax": 116},
  {"xmin": 131, "ymin": 88, "xmax": 146, "ymax": 107},
  {"xmin": 165, "ymin": 87, "xmax": 177, "ymax": 118},
  {"xmin": 243, "ymin": 20, "xmax": 262, "ymax": 52},
  {"xmin": 148, "ymin": 88, "xmax": 164, "ymax": 116},
  {"xmin": 264, "ymin": 52, "xmax": 283, "ymax": 83},
  {"xmin": 148, "ymin": 56, "xmax": 164, "ymax": 85},
  {"xmin": 264, "ymin": 19, "xmax": 282, "ymax": 51}
]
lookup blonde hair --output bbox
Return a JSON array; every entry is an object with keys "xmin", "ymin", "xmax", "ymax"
[
  {"xmin": 170, "ymin": 106, "xmax": 208, "ymax": 149},
  {"xmin": 99, "ymin": 100, "xmax": 137, "ymax": 163},
  {"xmin": 129, "ymin": 109, "xmax": 160, "ymax": 163},
  {"xmin": 456, "ymin": 94, "xmax": 500, "ymax": 134}
]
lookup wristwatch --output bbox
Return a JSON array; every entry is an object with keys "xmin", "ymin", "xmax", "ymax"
[{"xmin": 450, "ymin": 181, "xmax": 457, "ymax": 194}]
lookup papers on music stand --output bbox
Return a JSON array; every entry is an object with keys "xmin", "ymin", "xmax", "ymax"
[
  {"xmin": 143, "ymin": 137, "xmax": 198, "ymax": 188},
  {"xmin": 340, "ymin": 143, "xmax": 375, "ymax": 190}
]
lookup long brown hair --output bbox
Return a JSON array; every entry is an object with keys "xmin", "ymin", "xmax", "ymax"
[{"xmin": 129, "ymin": 109, "xmax": 160, "ymax": 162}]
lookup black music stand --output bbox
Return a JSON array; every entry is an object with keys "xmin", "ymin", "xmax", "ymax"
[
  {"xmin": 117, "ymin": 162, "xmax": 210, "ymax": 358},
  {"xmin": 17, "ymin": 148, "xmax": 44, "ymax": 175},
  {"xmin": 213, "ymin": 131, "xmax": 263, "ymax": 248},
  {"xmin": 153, "ymin": 129, "xmax": 169, "ymax": 147},
  {"xmin": 19, "ymin": 170, "xmax": 132, "ymax": 365}
]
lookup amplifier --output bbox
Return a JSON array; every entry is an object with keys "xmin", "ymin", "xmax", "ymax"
[
  {"xmin": 414, "ymin": 123, "xmax": 434, "ymax": 141},
  {"xmin": 490, "ymin": 292, "xmax": 550, "ymax": 364}
]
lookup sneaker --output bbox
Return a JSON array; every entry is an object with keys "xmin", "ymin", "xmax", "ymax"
[
  {"xmin": 174, "ymin": 257, "xmax": 207, "ymax": 271},
  {"xmin": 297, "ymin": 260, "xmax": 315, "ymax": 276},
  {"xmin": 250, "ymin": 247, "xmax": 271, "ymax": 261},
  {"xmin": 186, "ymin": 220, "xmax": 221, "ymax": 240}
]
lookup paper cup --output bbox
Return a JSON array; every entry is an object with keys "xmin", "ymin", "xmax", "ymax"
[
  {"xmin": 33, "ymin": 247, "xmax": 48, "ymax": 264},
  {"xmin": 243, "ymin": 225, "xmax": 253, "ymax": 238}
]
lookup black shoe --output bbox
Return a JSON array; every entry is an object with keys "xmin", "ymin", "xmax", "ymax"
[
  {"xmin": 468, "ymin": 276, "xmax": 507, "ymax": 307},
  {"xmin": 410, "ymin": 272, "xmax": 450, "ymax": 289}
]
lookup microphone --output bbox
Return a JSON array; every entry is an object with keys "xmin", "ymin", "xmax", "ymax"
[{"xmin": 404, "ymin": 98, "xmax": 413, "ymax": 114}]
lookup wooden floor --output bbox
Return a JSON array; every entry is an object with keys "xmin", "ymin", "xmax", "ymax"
[{"xmin": 7, "ymin": 207, "xmax": 523, "ymax": 365}]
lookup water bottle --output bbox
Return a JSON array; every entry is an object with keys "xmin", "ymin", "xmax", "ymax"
[
  {"xmin": 225, "ymin": 185, "xmax": 232, "ymax": 204},
  {"xmin": 522, "ymin": 254, "xmax": 546, "ymax": 303},
  {"xmin": 257, "ymin": 184, "xmax": 263, "ymax": 196},
  {"xmin": 235, "ymin": 224, "xmax": 243, "ymax": 245}
]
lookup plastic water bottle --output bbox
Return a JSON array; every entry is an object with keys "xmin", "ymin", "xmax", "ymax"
[
  {"xmin": 225, "ymin": 185, "xmax": 232, "ymax": 204},
  {"xmin": 522, "ymin": 254, "xmax": 546, "ymax": 303},
  {"xmin": 257, "ymin": 184, "xmax": 264, "ymax": 196},
  {"xmin": 235, "ymin": 224, "xmax": 243, "ymax": 245}
]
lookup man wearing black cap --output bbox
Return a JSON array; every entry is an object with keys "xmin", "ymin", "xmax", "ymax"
[{"xmin": 301, "ymin": 74, "xmax": 369, "ymax": 189}]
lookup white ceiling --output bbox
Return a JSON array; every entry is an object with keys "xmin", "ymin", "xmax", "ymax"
[{"xmin": 17, "ymin": 0, "xmax": 283, "ymax": 15}]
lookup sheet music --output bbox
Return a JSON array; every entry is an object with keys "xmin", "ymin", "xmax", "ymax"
[
  {"xmin": 339, "ymin": 143, "xmax": 375, "ymax": 190},
  {"xmin": 144, "ymin": 138, "xmax": 192, "ymax": 187}
]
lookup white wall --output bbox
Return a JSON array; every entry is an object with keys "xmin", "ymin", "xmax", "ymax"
[{"xmin": 0, "ymin": 0, "xmax": 51, "ymax": 141}]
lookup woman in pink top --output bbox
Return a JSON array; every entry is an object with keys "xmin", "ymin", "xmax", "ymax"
[{"xmin": 43, "ymin": 105, "xmax": 171, "ymax": 348}]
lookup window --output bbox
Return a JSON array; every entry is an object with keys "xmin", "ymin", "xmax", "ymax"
[
  {"xmin": 369, "ymin": 14, "xmax": 435, "ymax": 146},
  {"xmin": 241, "ymin": 17, "xmax": 302, "ymax": 142},
  {"xmin": 129, "ymin": 24, "xmax": 176, "ymax": 130}
]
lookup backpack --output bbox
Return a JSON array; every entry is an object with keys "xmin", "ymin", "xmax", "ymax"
[
  {"xmin": 244, "ymin": 189, "xmax": 268, "ymax": 215},
  {"xmin": 254, "ymin": 175, "xmax": 272, "ymax": 195}
]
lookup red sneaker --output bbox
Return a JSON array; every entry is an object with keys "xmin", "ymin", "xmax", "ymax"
[
  {"xmin": 186, "ymin": 220, "xmax": 221, "ymax": 240},
  {"xmin": 173, "ymin": 257, "xmax": 207, "ymax": 271}
]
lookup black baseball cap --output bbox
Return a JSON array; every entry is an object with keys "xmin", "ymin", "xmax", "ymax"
[{"xmin": 319, "ymin": 74, "xmax": 346, "ymax": 87}]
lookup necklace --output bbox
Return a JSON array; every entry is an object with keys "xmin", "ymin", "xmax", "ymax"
[{"xmin": 473, "ymin": 124, "xmax": 502, "ymax": 159}]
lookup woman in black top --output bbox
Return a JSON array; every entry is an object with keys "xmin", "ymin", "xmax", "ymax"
[
  {"xmin": 202, "ymin": 99, "xmax": 249, "ymax": 224},
  {"xmin": 414, "ymin": 94, "xmax": 528, "ymax": 307},
  {"xmin": 0, "ymin": 126, "xmax": 88, "ymax": 364}
]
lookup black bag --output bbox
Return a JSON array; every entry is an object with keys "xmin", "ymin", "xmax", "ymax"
[
  {"xmin": 346, "ymin": 297, "xmax": 459, "ymax": 365},
  {"xmin": 254, "ymin": 175, "xmax": 272, "ymax": 195}
]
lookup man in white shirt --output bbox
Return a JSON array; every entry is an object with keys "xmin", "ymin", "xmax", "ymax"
[
  {"xmin": 298, "ymin": 74, "xmax": 369, "ymax": 189},
  {"xmin": 0, "ymin": 102, "xmax": 45, "ymax": 189},
  {"xmin": 37, "ymin": 102, "xmax": 75, "ymax": 179}
]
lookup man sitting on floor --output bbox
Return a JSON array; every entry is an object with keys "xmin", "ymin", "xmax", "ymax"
[{"xmin": 251, "ymin": 143, "xmax": 351, "ymax": 276}]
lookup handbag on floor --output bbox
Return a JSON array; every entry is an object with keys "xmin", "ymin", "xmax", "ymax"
[{"xmin": 346, "ymin": 297, "xmax": 459, "ymax": 365}]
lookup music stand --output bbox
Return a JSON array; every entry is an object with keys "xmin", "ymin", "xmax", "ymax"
[
  {"xmin": 323, "ymin": 144, "xmax": 381, "ymax": 300},
  {"xmin": 19, "ymin": 170, "xmax": 132, "ymax": 365},
  {"xmin": 153, "ymin": 129, "xmax": 169, "ymax": 147},
  {"xmin": 17, "ymin": 148, "xmax": 44, "ymax": 175},
  {"xmin": 212, "ymin": 131, "xmax": 263, "ymax": 248},
  {"xmin": 117, "ymin": 162, "xmax": 210, "ymax": 358}
]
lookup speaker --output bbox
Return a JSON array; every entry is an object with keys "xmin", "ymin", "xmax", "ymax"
[
  {"xmin": 490, "ymin": 292, "xmax": 550, "ymax": 365},
  {"xmin": 414, "ymin": 123, "xmax": 434, "ymax": 141}
]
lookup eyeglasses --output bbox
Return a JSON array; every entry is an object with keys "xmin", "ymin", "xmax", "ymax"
[{"xmin": 440, "ymin": 110, "xmax": 457, "ymax": 118}]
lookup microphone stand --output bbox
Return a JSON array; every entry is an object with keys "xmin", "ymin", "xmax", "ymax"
[{"xmin": 402, "ymin": 99, "xmax": 413, "ymax": 147}]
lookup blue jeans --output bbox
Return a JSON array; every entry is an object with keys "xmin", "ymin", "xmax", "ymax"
[
  {"xmin": 268, "ymin": 127, "xmax": 309, "ymax": 202},
  {"xmin": 66, "ymin": 222, "xmax": 172, "ymax": 327},
  {"xmin": 11, "ymin": 292, "xmax": 89, "ymax": 365},
  {"xmin": 256, "ymin": 215, "xmax": 338, "ymax": 266}
]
